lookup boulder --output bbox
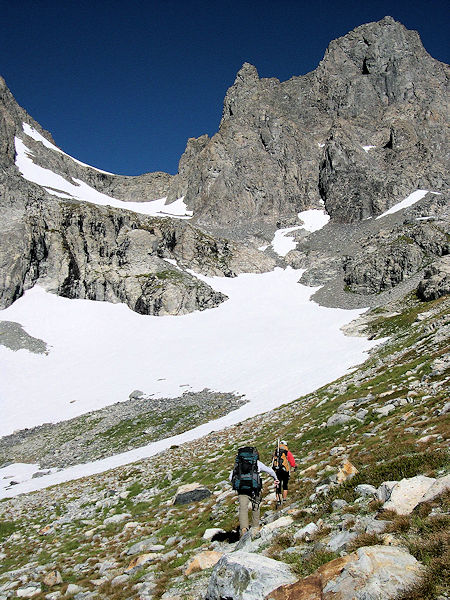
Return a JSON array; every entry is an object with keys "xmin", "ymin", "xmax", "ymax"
[
  {"xmin": 383, "ymin": 475, "xmax": 436, "ymax": 514},
  {"xmin": 184, "ymin": 550, "xmax": 223, "ymax": 575},
  {"xmin": 336, "ymin": 460, "xmax": 358, "ymax": 483},
  {"xmin": 293, "ymin": 522, "xmax": 318, "ymax": 541},
  {"xmin": 376, "ymin": 481, "xmax": 398, "ymax": 503},
  {"xmin": 260, "ymin": 516, "xmax": 294, "ymax": 538},
  {"xmin": 331, "ymin": 499, "xmax": 348, "ymax": 511},
  {"xmin": 103, "ymin": 513, "xmax": 131, "ymax": 525},
  {"xmin": 326, "ymin": 530, "xmax": 358, "ymax": 553},
  {"xmin": 43, "ymin": 571, "xmax": 62, "ymax": 587},
  {"xmin": 355, "ymin": 484, "xmax": 377, "ymax": 498},
  {"xmin": 126, "ymin": 537, "xmax": 162, "ymax": 555},
  {"xmin": 172, "ymin": 483, "xmax": 211, "ymax": 505},
  {"xmin": 16, "ymin": 588, "xmax": 41, "ymax": 598},
  {"xmin": 267, "ymin": 545, "xmax": 423, "ymax": 599},
  {"xmin": 205, "ymin": 551, "xmax": 297, "ymax": 600},
  {"xmin": 364, "ymin": 518, "xmax": 390, "ymax": 535},
  {"xmin": 125, "ymin": 553, "xmax": 162, "ymax": 572},
  {"xmin": 266, "ymin": 556, "xmax": 353, "ymax": 599},
  {"xmin": 111, "ymin": 575, "xmax": 129, "ymax": 586},
  {"xmin": 65, "ymin": 584, "xmax": 82, "ymax": 595},
  {"xmin": 326, "ymin": 413, "xmax": 353, "ymax": 427},
  {"xmin": 419, "ymin": 473, "xmax": 450, "ymax": 504},
  {"xmin": 374, "ymin": 405, "xmax": 395, "ymax": 417}
]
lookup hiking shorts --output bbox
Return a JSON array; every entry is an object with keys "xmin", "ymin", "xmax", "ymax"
[{"xmin": 276, "ymin": 469, "xmax": 290, "ymax": 492}]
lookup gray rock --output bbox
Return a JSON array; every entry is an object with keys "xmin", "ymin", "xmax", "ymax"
[
  {"xmin": 126, "ymin": 537, "xmax": 159, "ymax": 555},
  {"xmin": 205, "ymin": 551, "xmax": 297, "ymax": 600},
  {"xmin": 326, "ymin": 412, "xmax": 353, "ymax": 427},
  {"xmin": 172, "ymin": 483, "xmax": 211, "ymax": 505},
  {"xmin": 439, "ymin": 401, "xmax": 450, "ymax": 415},
  {"xmin": 355, "ymin": 484, "xmax": 377, "ymax": 498},
  {"xmin": 418, "ymin": 256, "xmax": 450, "ymax": 300},
  {"xmin": 364, "ymin": 518, "xmax": 391, "ymax": 535},
  {"xmin": 293, "ymin": 522, "xmax": 318, "ymax": 541},
  {"xmin": 331, "ymin": 499, "xmax": 348, "ymax": 511},
  {"xmin": 103, "ymin": 513, "xmax": 131, "ymax": 525},
  {"xmin": 326, "ymin": 530, "xmax": 358, "ymax": 553},
  {"xmin": 374, "ymin": 404, "xmax": 395, "ymax": 417},
  {"xmin": 323, "ymin": 545, "xmax": 424, "ymax": 598},
  {"xmin": 383, "ymin": 475, "xmax": 436, "ymax": 514},
  {"xmin": 419, "ymin": 474, "xmax": 450, "ymax": 504},
  {"xmin": 16, "ymin": 587, "xmax": 41, "ymax": 598},
  {"xmin": 110, "ymin": 575, "xmax": 129, "ymax": 586}
]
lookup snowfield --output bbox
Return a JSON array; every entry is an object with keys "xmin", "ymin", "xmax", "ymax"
[
  {"xmin": 15, "ymin": 123, "xmax": 193, "ymax": 218},
  {"xmin": 0, "ymin": 267, "xmax": 380, "ymax": 498}
]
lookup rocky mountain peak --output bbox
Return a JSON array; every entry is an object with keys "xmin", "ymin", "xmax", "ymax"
[
  {"xmin": 235, "ymin": 62, "xmax": 260, "ymax": 85},
  {"xmin": 318, "ymin": 15, "xmax": 439, "ymax": 91}
]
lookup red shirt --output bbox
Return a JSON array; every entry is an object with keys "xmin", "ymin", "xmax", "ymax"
[{"xmin": 286, "ymin": 450, "xmax": 296, "ymax": 468}]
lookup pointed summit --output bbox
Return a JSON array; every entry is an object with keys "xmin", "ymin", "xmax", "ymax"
[{"xmin": 234, "ymin": 62, "xmax": 259, "ymax": 85}]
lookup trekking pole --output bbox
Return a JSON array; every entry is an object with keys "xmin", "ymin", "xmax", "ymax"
[{"xmin": 275, "ymin": 438, "xmax": 282, "ymax": 507}]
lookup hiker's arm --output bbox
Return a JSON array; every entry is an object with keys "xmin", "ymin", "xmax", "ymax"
[
  {"xmin": 258, "ymin": 461, "xmax": 277, "ymax": 480},
  {"xmin": 287, "ymin": 451, "xmax": 296, "ymax": 468}
]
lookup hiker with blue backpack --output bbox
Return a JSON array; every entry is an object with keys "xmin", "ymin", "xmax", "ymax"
[{"xmin": 230, "ymin": 446, "xmax": 279, "ymax": 538}]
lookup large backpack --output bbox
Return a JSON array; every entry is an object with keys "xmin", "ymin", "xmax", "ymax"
[
  {"xmin": 231, "ymin": 447, "xmax": 262, "ymax": 496},
  {"xmin": 272, "ymin": 443, "xmax": 290, "ymax": 472}
]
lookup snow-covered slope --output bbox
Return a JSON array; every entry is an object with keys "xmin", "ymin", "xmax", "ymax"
[
  {"xmin": 0, "ymin": 267, "xmax": 380, "ymax": 497},
  {"xmin": 15, "ymin": 123, "xmax": 192, "ymax": 218}
]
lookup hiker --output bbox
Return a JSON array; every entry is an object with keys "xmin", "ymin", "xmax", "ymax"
[
  {"xmin": 272, "ymin": 439, "xmax": 296, "ymax": 505},
  {"xmin": 230, "ymin": 446, "xmax": 278, "ymax": 537}
]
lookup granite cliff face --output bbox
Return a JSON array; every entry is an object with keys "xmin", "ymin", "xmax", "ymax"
[
  {"xmin": 0, "ymin": 16, "xmax": 448, "ymax": 315},
  {"xmin": 0, "ymin": 80, "xmax": 275, "ymax": 315},
  {"xmin": 168, "ymin": 16, "xmax": 448, "ymax": 231}
]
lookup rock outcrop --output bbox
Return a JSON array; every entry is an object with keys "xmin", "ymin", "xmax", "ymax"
[
  {"xmin": 267, "ymin": 546, "xmax": 424, "ymax": 600},
  {"xmin": 168, "ymin": 17, "xmax": 449, "ymax": 232},
  {"xmin": 206, "ymin": 551, "xmax": 297, "ymax": 600}
]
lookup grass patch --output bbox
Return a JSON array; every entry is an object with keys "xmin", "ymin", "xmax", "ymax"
[
  {"xmin": 0, "ymin": 520, "xmax": 17, "ymax": 541},
  {"xmin": 285, "ymin": 549, "xmax": 340, "ymax": 578}
]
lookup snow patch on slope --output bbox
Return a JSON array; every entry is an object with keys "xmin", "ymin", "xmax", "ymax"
[
  {"xmin": 23, "ymin": 122, "xmax": 117, "ymax": 176},
  {"xmin": 271, "ymin": 209, "xmax": 330, "ymax": 256},
  {"xmin": 14, "ymin": 135, "xmax": 192, "ymax": 218},
  {"xmin": 376, "ymin": 190, "xmax": 439, "ymax": 219}
]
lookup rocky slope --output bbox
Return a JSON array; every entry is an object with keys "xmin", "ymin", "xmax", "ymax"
[
  {"xmin": 0, "ymin": 292, "xmax": 448, "ymax": 600},
  {"xmin": 0, "ymin": 79, "xmax": 275, "ymax": 316}
]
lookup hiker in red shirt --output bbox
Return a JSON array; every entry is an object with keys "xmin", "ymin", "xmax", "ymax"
[{"xmin": 271, "ymin": 440, "xmax": 296, "ymax": 506}]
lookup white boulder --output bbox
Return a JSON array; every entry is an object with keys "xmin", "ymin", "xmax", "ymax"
[{"xmin": 383, "ymin": 475, "xmax": 436, "ymax": 514}]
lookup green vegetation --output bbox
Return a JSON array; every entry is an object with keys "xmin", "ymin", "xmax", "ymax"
[{"xmin": 0, "ymin": 520, "xmax": 16, "ymax": 541}]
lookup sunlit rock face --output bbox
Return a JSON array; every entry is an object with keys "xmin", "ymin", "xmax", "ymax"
[{"xmin": 0, "ymin": 17, "xmax": 448, "ymax": 314}]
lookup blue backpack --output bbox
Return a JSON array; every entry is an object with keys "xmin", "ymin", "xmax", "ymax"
[{"xmin": 232, "ymin": 447, "xmax": 262, "ymax": 496}]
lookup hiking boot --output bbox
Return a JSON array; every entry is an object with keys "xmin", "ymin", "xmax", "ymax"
[
  {"xmin": 251, "ymin": 526, "xmax": 261, "ymax": 540},
  {"xmin": 240, "ymin": 527, "xmax": 249, "ymax": 539}
]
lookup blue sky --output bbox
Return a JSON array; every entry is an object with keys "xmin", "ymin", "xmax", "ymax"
[{"xmin": 1, "ymin": 0, "xmax": 448, "ymax": 176}]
